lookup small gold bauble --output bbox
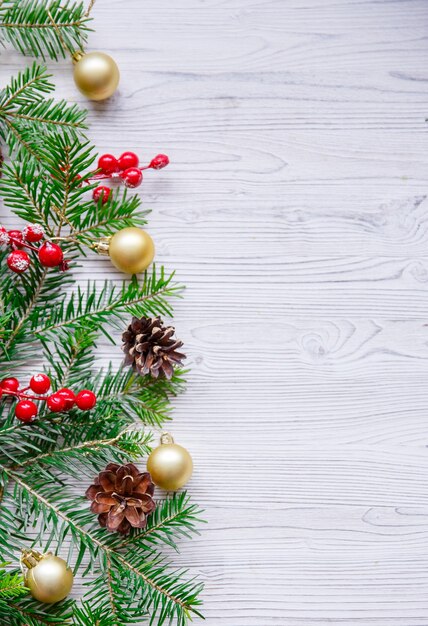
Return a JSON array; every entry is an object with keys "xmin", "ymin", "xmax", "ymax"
[
  {"xmin": 21, "ymin": 550, "xmax": 73, "ymax": 604},
  {"xmin": 73, "ymin": 51, "xmax": 120, "ymax": 101},
  {"xmin": 108, "ymin": 227, "xmax": 155, "ymax": 274},
  {"xmin": 147, "ymin": 433, "xmax": 193, "ymax": 491}
]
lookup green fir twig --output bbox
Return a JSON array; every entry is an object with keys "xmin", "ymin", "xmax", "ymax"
[{"xmin": 0, "ymin": 0, "xmax": 92, "ymax": 61}]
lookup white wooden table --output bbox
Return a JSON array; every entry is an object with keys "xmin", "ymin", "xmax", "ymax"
[{"xmin": 2, "ymin": 0, "xmax": 428, "ymax": 624}]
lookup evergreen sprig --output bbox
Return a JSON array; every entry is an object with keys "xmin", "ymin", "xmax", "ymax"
[
  {"xmin": 0, "ymin": 66, "xmax": 203, "ymax": 625},
  {"xmin": 0, "ymin": 63, "xmax": 87, "ymax": 163},
  {"xmin": 0, "ymin": 562, "xmax": 27, "ymax": 600},
  {"xmin": 0, "ymin": 0, "xmax": 92, "ymax": 61},
  {"xmin": 0, "ymin": 595, "xmax": 75, "ymax": 625}
]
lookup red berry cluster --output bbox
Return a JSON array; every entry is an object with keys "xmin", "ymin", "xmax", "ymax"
[
  {"xmin": 0, "ymin": 224, "xmax": 67, "ymax": 274},
  {"xmin": 92, "ymin": 152, "xmax": 169, "ymax": 204},
  {"xmin": 0, "ymin": 374, "xmax": 97, "ymax": 423}
]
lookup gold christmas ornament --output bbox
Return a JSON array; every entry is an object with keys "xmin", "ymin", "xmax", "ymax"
[
  {"xmin": 20, "ymin": 549, "xmax": 73, "ymax": 604},
  {"xmin": 95, "ymin": 227, "xmax": 155, "ymax": 274},
  {"xmin": 73, "ymin": 51, "xmax": 120, "ymax": 101},
  {"xmin": 147, "ymin": 433, "xmax": 193, "ymax": 491}
]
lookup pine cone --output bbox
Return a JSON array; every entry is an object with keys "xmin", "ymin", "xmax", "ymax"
[
  {"xmin": 122, "ymin": 316, "xmax": 186, "ymax": 379},
  {"xmin": 85, "ymin": 462, "xmax": 156, "ymax": 534}
]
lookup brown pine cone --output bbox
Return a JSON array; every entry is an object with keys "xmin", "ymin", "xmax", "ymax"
[
  {"xmin": 122, "ymin": 316, "xmax": 186, "ymax": 379},
  {"xmin": 85, "ymin": 462, "xmax": 156, "ymax": 534}
]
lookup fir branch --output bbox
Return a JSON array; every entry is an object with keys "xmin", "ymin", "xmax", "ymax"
[
  {"xmin": 0, "ymin": 406, "xmax": 148, "ymax": 468},
  {"xmin": 0, "ymin": 418, "xmax": 62, "ymax": 466},
  {"xmin": 5, "ymin": 595, "xmax": 75, "ymax": 624},
  {"xmin": 73, "ymin": 599, "xmax": 121, "ymax": 626},
  {"xmin": 0, "ymin": 492, "xmax": 30, "ymax": 560},
  {"xmin": 13, "ymin": 428, "xmax": 152, "ymax": 473},
  {"xmin": 0, "ymin": 251, "xmax": 77, "ymax": 369},
  {"xmin": 0, "ymin": 62, "xmax": 53, "ymax": 108},
  {"xmin": 34, "ymin": 270, "xmax": 182, "ymax": 341},
  {"xmin": 0, "ymin": 160, "xmax": 55, "ymax": 236},
  {"xmin": 92, "ymin": 366, "xmax": 186, "ymax": 428},
  {"xmin": 1, "ymin": 115, "xmax": 43, "ymax": 163},
  {"xmin": 66, "ymin": 189, "xmax": 149, "ymax": 244},
  {"xmin": 120, "ymin": 492, "xmax": 204, "ymax": 553},
  {"xmin": 0, "ymin": 265, "xmax": 50, "ymax": 365},
  {"xmin": 0, "ymin": 64, "xmax": 87, "ymax": 161},
  {"xmin": 0, "ymin": 563, "xmax": 27, "ymax": 600},
  {"xmin": 0, "ymin": 0, "xmax": 92, "ymax": 60},
  {"xmin": 43, "ymin": 326, "xmax": 98, "ymax": 388},
  {"xmin": 14, "ymin": 427, "xmax": 134, "ymax": 466},
  {"xmin": 105, "ymin": 554, "xmax": 120, "ymax": 624}
]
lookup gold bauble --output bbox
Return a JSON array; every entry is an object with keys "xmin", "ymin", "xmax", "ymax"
[
  {"xmin": 147, "ymin": 433, "xmax": 193, "ymax": 491},
  {"xmin": 108, "ymin": 227, "xmax": 155, "ymax": 274},
  {"xmin": 73, "ymin": 51, "xmax": 119, "ymax": 101},
  {"xmin": 21, "ymin": 550, "xmax": 73, "ymax": 604}
]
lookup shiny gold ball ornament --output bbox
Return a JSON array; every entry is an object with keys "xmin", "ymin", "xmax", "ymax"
[
  {"xmin": 109, "ymin": 227, "xmax": 155, "ymax": 274},
  {"xmin": 21, "ymin": 549, "xmax": 73, "ymax": 604},
  {"xmin": 73, "ymin": 51, "xmax": 120, "ymax": 101},
  {"xmin": 95, "ymin": 227, "xmax": 155, "ymax": 274},
  {"xmin": 147, "ymin": 433, "xmax": 193, "ymax": 491}
]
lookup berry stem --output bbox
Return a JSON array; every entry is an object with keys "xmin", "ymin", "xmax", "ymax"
[
  {"xmin": 87, "ymin": 166, "xmax": 151, "ymax": 181},
  {"xmin": 87, "ymin": 173, "xmax": 111, "ymax": 181},
  {"xmin": 50, "ymin": 236, "xmax": 81, "ymax": 245},
  {"xmin": 9, "ymin": 237, "xmax": 39, "ymax": 253},
  {"xmin": 2, "ymin": 389, "xmax": 47, "ymax": 402}
]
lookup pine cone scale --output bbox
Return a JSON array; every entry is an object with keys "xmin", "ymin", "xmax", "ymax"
[
  {"xmin": 133, "ymin": 473, "xmax": 155, "ymax": 495},
  {"xmin": 98, "ymin": 471, "xmax": 116, "ymax": 492},
  {"xmin": 120, "ymin": 475, "xmax": 135, "ymax": 495},
  {"xmin": 168, "ymin": 351, "xmax": 186, "ymax": 364},
  {"xmin": 86, "ymin": 484, "xmax": 100, "ymax": 500},
  {"xmin": 96, "ymin": 492, "xmax": 117, "ymax": 506},
  {"xmin": 108, "ymin": 505, "xmax": 126, "ymax": 531},
  {"xmin": 125, "ymin": 507, "xmax": 142, "ymax": 527},
  {"xmin": 161, "ymin": 360, "xmax": 174, "ymax": 380},
  {"xmin": 90, "ymin": 500, "xmax": 110, "ymax": 514}
]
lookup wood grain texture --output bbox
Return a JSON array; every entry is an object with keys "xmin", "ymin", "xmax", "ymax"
[{"xmin": 2, "ymin": 0, "xmax": 428, "ymax": 624}]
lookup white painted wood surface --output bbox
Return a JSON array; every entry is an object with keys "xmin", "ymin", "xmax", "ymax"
[{"xmin": 2, "ymin": 0, "xmax": 428, "ymax": 623}]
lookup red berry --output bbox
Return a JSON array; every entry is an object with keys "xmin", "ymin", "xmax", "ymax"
[
  {"xmin": 75, "ymin": 389, "xmax": 96, "ymax": 410},
  {"xmin": 47, "ymin": 393, "xmax": 66, "ymax": 413},
  {"xmin": 38, "ymin": 242, "xmax": 64, "ymax": 268},
  {"xmin": 57, "ymin": 388, "xmax": 75, "ymax": 410},
  {"xmin": 98, "ymin": 154, "xmax": 119, "ymax": 175},
  {"xmin": 120, "ymin": 167, "xmax": 143, "ymax": 188},
  {"xmin": 23, "ymin": 224, "xmax": 44, "ymax": 243},
  {"xmin": 8, "ymin": 230, "xmax": 24, "ymax": 248},
  {"xmin": 149, "ymin": 154, "xmax": 169, "ymax": 170},
  {"xmin": 93, "ymin": 186, "xmax": 111, "ymax": 205},
  {"xmin": 0, "ymin": 226, "xmax": 9, "ymax": 245},
  {"xmin": 1, "ymin": 377, "xmax": 19, "ymax": 392},
  {"xmin": 7, "ymin": 250, "xmax": 30, "ymax": 273},
  {"xmin": 15, "ymin": 400, "xmax": 38, "ymax": 422},
  {"xmin": 30, "ymin": 373, "xmax": 51, "ymax": 394},
  {"xmin": 118, "ymin": 151, "xmax": 139, "ymax": 170}
]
